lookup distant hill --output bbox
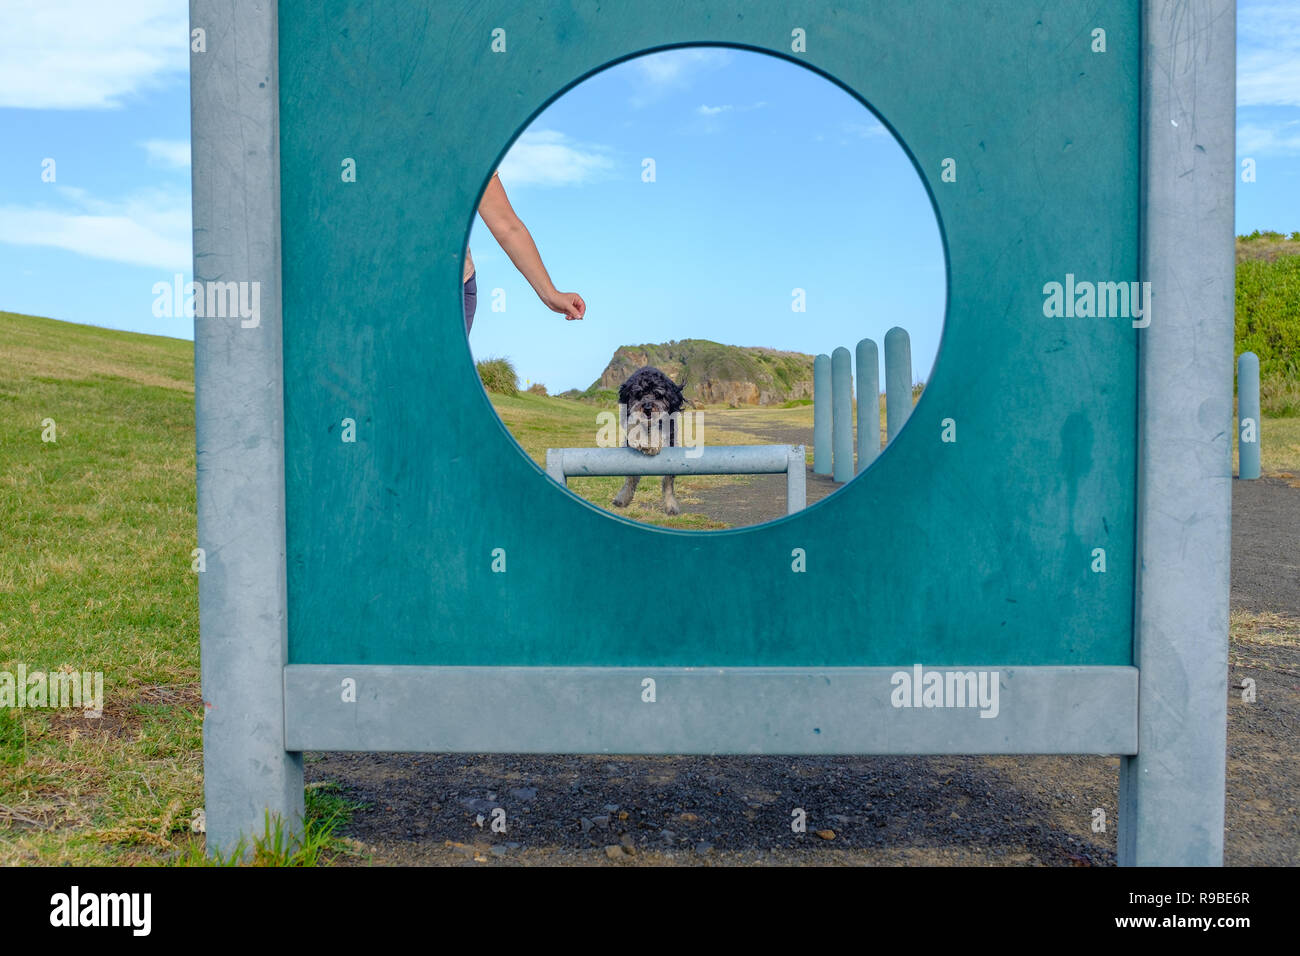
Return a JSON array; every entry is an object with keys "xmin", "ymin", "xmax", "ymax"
[{"xmin": 581, "ymin": 339, "xmax": 817, "ymax": 407}]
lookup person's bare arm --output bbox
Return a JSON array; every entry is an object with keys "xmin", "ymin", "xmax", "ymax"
[{"xmin": 477, "ymin": 173, "xmax": 586, "ymax": 320}]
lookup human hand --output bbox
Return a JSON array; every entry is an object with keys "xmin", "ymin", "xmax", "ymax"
[{"xmin": 543, "ymin": 289, "xmax": 586, "ymax": 321}]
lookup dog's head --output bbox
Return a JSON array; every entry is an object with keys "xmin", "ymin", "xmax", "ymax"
[{"xmin": 620, "ymin": 366, "xmax": 685, "ymax": 455}]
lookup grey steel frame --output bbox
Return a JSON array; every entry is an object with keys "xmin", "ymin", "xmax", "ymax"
[
  {"xmin": 191, "ymin": 0, "xmax": 1235, "ymax": 865},
  {"xmin": 191, "ymin": 0, "xmax": 303, "ymax": 855},
  {"xmin": 1121, "ymin": 0, "xmax": 1235, "ymax": 866},
  {"xmin": 284, "ymin": 665, "xmax": 1137, "ymax": 754}
]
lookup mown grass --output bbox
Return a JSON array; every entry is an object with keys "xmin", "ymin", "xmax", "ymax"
[
  {"xmin": 1237, "ymin": 414, "xmax": 1300, "ymax": 481},
  {"xmin": 0, "ymin": 311, "xmax": 202, "ymax": 864},
  {"xmin": 0, "ymin": 312, "xmax": 377, "ymax": 865}
]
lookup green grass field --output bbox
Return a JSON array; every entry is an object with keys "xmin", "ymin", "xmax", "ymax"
[
  {"xmin": 1, "ymin": 313, "xmax": 202, "ymax": 861},
  {"xmin": 1, "ymin": 307, "xmax": 1296, "ymax": 863}
]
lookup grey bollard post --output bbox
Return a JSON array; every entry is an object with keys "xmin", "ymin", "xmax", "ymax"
[
  {"xmin": 191, "ymin": 0, "xmax": 303, "ymax": 857},
  {"xmin": 813, "ymin": 353, "xmax": 831, "ymax": 475},
  {"xmin": 884, "ymin": 327, "xmax": 913, "ymax": 442},
  {"xmin": 1237, "ymin": 352, "xmax": 1260, "ymax": 480},
  {"xmin": 855, "ymin": 338, "xmax": 880, "ymax": 472},
  {"xmin": 832, "ymin": 347, "xmax": 853, "ymax": 483}
]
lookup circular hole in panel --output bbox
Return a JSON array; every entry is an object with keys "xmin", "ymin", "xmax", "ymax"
[{"xmin": 463, "ymin": 45, "xmax": 947, "ymax": 532}]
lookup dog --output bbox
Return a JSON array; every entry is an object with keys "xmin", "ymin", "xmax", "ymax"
[{"xmin": 611, "ymin": 366, "xmax": 686, "ymax": 515}]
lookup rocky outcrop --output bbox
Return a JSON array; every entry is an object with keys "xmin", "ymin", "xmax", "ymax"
[{"xmin": 593, "ymin": 340, "xmax": 816, "ymax": 406}]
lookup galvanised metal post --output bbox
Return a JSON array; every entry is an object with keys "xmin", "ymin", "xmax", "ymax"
[
  {"xmin": 1237, "ymin": 352, "xmax": 1261, "ymax": 480},
  {"xmin": 832, "ymin": 347, "xmax": 854, "ymax": 483},
  {"xmin": 855, "ymin": 338, "xmax": 880, "ymax": 472},
  {"xmin": 884, "ymin": 327, "xmax": 912, "ymax": 443},
  {"xmin": 191, "ymin": 0, "xmax": 304, "ymax": 856},
  {"xmin": 1120, "ymin": 0, "xmax": 1234, "ymax": 866},
  {"xmin": 813, "ymin": 353, "xmax": 831, "ymax": 474},
  {"xmin": 786, "ymin": 445, "xmax": 807, "ymax": 515}
]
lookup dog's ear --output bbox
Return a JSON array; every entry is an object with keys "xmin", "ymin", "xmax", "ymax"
[{"xmin": 672, "ymin": 377, "xmax": 691, "ymax": 408}]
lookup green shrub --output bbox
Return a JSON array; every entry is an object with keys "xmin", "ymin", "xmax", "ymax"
[
  {"xmin": 526, "ymin": 382, "xmax": 548, "ymax": 396},
  {"xmin": 1235, "ymin": 250, "xmax": 1300, "ymax": 416},
  {"xmin": 1242, "ymin": 229, "xmax": 1289, "ymax": 242},
  {"xmin": 476, "ymin": 357, "xmax": 518, "ymax": 396}
]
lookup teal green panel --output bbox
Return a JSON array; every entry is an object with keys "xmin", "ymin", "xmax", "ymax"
[{"xmin": 279, "ymin": 1, "xmax": 1139, "ymax": 667}]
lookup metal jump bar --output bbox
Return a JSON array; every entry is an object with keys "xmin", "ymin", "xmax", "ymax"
[{"xmin": 545, "ymin": 445, "xmax": 808, "ymax": 515}]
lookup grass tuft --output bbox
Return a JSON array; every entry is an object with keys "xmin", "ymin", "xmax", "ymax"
[
  {"xmin": 476, "ymin": 357, "xmax": 518, "ymax": 396},
  {"xmin": 172, "ymin": 784, "xmax": 367, "ymax": 866}
]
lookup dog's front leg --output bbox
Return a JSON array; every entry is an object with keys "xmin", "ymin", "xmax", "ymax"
[
  {"xmin": 612, "ymin": 475, "xmax": 640, "ymax": 508},
  {"xmin": 661, "ymin": 475, "xmax": 680, "ymax": 515}
]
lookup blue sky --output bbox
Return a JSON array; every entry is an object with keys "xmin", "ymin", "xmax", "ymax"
[
  {"xmin": 468, "ymin": 47, "xmax": 943, "ymax": 392},
  {"xmin": 1, "ymin": 1, "xmax": 1297, "ymax": 394}
]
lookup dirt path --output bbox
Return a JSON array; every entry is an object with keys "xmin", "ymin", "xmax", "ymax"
[
  {"xmin": 308, "ymin": 477, "xmax": 1300, "ymax": 866},
  {"xmin": 1231, "ymin": 477, "xmax": 1300, "ymax": 618},
  {"xmin": 683, "ymin": 410, "xmax": 839, "ymax": 525}
]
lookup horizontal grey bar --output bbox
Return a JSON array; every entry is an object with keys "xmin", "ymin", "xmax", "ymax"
[
  {"xmin": 547, "ymin": 444, "xmax": 800, "ymax": 477},
  {"xmin": 284, "ymin": 664, "xmax": 1138, "ymax": 755}
]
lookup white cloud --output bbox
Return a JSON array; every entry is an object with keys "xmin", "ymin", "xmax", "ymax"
[
  {"xmin": 141, "ymin": 139, "xmax": 191, "ymax": 168},
  {"xmin": 631, "ymin": 48, "xmax": 731, "ymax": 86},
  {"xmin": 625, "ymin": 48, "xmax": 732, "ymax": 107},
  {"xmin": 1238, "ymin": 0, "xmax": 1300, "ymax": 108},
  {"xmin": 689, "ymin": 100, "xmax": 764, "ymax": 132},
  {"xmin": 497, "ymin": 130, "xmax": 615, "ymax": 187},
  {"xmin": 1233, "ymin": 1, "xmax": 1300, "ymax": 159},
  {"xmin": 0, "ymin": 185, "xmax": 191, "ymax": 269},
  {"xmin": 1239, "ymin": 52, "xmax": 1300, "ymax": 109},
  {"xmin": 0, "ymin": 0, "xmax": 188, "ymax": 109},
  {"xmin": 842, "ymin": 119, "xmax": 888, "ymax": 139},
  {"xmin": 1237, "ymin": 120, "xmax": 1300, "ymax": 156}
]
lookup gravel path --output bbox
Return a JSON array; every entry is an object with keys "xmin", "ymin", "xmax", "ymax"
[
  {"xmin": 685, "ymin": 412, "xmax": 829, "ymax": 526},
  {"xmin": 307, "ymin": 477, "xmax": 1300, "ymax": 866},
  {"xmin": 1231, "ymin": 477, "xmax": 1300, "ymax": 618}
]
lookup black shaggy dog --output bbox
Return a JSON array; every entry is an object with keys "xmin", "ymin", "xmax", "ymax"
[{"xmin": 611, "ymin": 366, "xmax": 686, "ymax": 515}]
